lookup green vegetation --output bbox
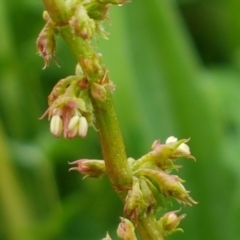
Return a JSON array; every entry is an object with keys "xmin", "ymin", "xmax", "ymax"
[{"xmin": 0, "ymin": 0, "xmax": 240, "ymax": 239}]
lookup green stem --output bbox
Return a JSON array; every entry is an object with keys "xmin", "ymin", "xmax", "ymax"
[
  {"xmin": 42, "ymin": 0, "xmax": 164, "ymax": 239},
  {"xmin": 91, "ymin": 91, "xmax": 132, "ymax": 195}
]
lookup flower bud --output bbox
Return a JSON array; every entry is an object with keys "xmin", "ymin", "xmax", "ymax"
[
  {"xmin": 50, "ymin": 115, "xmax": 63, "ymax": 137},
  {"xmin": 166, "ymin": 136, "xmax": 192, "ymax": 157},
  {"xmin": 146, "ymin": 137, "xmax": 195, "ymax": 171},
  {"xmin": 117, "ymin": 217, "xmax": 137, "ymax": 240},
  {"xmin": 124, "ymin": 177, "xmax": 145, "ymax": 223},
  {"xmin": 158, "ymin": 210, "xmax": 186, "ymax": 236},
  {"xmin": 80, "ymin": 53, "xmax": 104, "ymax": 81},
  {"xmin": 143, "ymin": 177, "xmax": 166, "ymax": 208},
  {"xmin": 90, "ymin": 82, "xmax": 107, "ymax": 101},
  {"xmin": 139, "ymin": 177, "xmax": 157, "ymax": 214},
  {"xmin": 69, "ymin": 5, "xmax": 96, "ymax": 39},
  {"xmin": 69, "ymin": 159, "xmax": 106, "ymax": 178},
  {"xmin": 36, "ymin": 20, "xmax": 57, "ymax": 69}
]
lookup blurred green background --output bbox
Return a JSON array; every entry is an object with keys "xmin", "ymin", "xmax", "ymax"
[{"xmin": 1, "ymin": 0, "xmax": 240, "ymax": 239}]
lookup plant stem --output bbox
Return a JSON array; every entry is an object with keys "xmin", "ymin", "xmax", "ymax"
[
  {"xmin": 42, "ymin": 0, "xmax": 164, "ymax": 239},
  {"xmin": 91, "ymin": 92, "xmax": 132, "ymax": 195}
]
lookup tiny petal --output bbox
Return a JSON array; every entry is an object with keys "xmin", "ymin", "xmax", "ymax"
[
  {"xmin": 78, "ymin": 116, "xmax": 88, "ymax": 137},
  {"xmin": 50, "ymin": 115, "xmax": 63, "ymax": 137}
]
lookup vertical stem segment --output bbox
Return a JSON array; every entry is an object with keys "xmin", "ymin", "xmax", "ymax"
[{"xmin": 92, "ymin": 92, "xmax": 132, "ymax": 195}]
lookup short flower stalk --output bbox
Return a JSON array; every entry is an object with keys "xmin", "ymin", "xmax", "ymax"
[{"xmin": 38, "ymin": 0, "xmax": 197, "ymax": 239}]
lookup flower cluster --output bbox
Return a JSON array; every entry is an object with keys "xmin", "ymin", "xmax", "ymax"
[
  {"xmin": 40, "ymin": 68, "xmax": 94, "ymax": 138},
  {"xmin": 123, "ymin": 136, "xmax": 197, "ymax": 233},
  {"xmin": 69, "ymin": 136, "xmax": 196, "ymax": 236},
  {"xmin": 37, "ymin": 1, "xmax": 118, "ymax": 138}
]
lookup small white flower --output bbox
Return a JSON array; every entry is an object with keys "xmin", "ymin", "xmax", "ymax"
[
  {"xmin": 166, "ymin": 136, "xmax": 190, "ymax": 155},
  {"xmin": 78, "ymin": 116, "xmax": 88, "ymax": 137},
  {"xmin": 50, "ymin": 115, "xmax": 63, "ymax": 137}
]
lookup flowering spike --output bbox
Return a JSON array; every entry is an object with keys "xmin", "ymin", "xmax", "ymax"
[{"xmin": 117, "ymin": 217, "xmax": 137, "ymax": 240}]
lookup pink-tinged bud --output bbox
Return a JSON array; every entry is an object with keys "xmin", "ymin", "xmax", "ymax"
[
  {"xmin": 69, "ymin": 5, "xmax": 96, "ymax": 39},
  {"xmin": 139, "ymin": 177, "xmax": 157, "ymax": 214},
  {"xmin": 50, "ymin": 115, "xmax": 63, "ymax": 137},
  {"xmin": 124, "ymin": 177, "xmax": 145, "ymax": 223},
  {"xmin": 36, "ymin": 20, "xmax": 58, "ymax": 69},
  {"xmin": 80, "ymin": 54, "xmax": 104, "ymax": 81},
  {"xmin": 78, "ymin": 116, "xmax": 88, "ymax": 137},
  {"xmin": 117, "ymin": 217, "xmax": 137, "ymax": 240},
  {"xmin": 67, "ymin": 115, "xmax": 80, "ymax": 138},
  {"xmin": 137, "ymin": 169, "xmax": 197, "ymax": 206},
  {"xmin": 90, "ymin": 82, "xmax": 107, "ymax": 101},
  {"xmin": 158, "ymin": 210, "xmax": 186, "ymax": 236},
  {"xmin": 69, "ymin": 159, "xmax": 106, "ymax": 178},
  {"xmin": 146, "ymin": 137, "xmax": 195, "ymax": 171},
  {"xmin": 101, "ymin": 232, "xmax": 112, "ymax": 240}
]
